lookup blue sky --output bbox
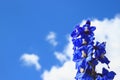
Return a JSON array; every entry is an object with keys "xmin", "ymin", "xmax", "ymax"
[{"xmin": 0, "ymin": 0, "xmax": 120, "ymax": 80}]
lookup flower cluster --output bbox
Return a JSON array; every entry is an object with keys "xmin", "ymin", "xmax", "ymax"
[{"xmin": 71, "ymin": 20, "xmax": 116, "ymax": 80}]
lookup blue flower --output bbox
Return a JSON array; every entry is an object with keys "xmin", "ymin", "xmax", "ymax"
[
  {"xmin": 72, "ymin": 20, "xmax": 116, "ymax": 80},
  {"xmin": 73, "ymin": 49, "xmax": 82, "ymax": 62},
  {"xmin": 98, "ymin": 56, "xmax": 110, "ymax": 65},
  {"xmin": 94, "ymin": 42, "xmax": 106, "ymax": 58},
  {"xmin": 73, "ymin": 45, "xmax": 93, "ymax": 62},
  {"xmin": 102, "ymin": 68, "xmax": 116, "ymax": 79},
  {"xmin": 93, "ymin": 42, "xmax": 110, "ymax": 65},
  {"xmin": 71, "ymin": 20, "xmax": 96, "ymax": 44},
  {"xmin": 72, "ymin": 38, "xmax": 82, "ymax": 48},
  {"xmin": 96, "ymin": 68, "xmax": 116, "ymax": 80},
  {"xmin": 81, "ymin": 20, "xmax": 96, "ymax": 38},
  {"xmin": 75, "ymin": 58, "xmax": 88, "ymax": 70},
  {"xmin": 71, "ymin": 25, "xmax": 83, "ymax": 38}
]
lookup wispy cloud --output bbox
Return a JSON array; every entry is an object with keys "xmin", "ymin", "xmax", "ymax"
[
  {"xmin": 42, "ymin": 15, "xmax": 120, "ymax": 80},
  {"xmin": 46, "ymin": 32, "xmax": 58, "ymax": 46},
  {"xmin": 42, "ymin": 37, "xmax": 76, "ymax": 80},
  {"xmin": 20, "ymin": 53, "xmax": 41, "ymax": 71},
  {"xmin": 54, "ymin": 51, "xmax": 68, "ymax": 63}
]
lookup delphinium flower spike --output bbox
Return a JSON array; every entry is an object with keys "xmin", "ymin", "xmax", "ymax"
[{"xmin": 71, "ymin": 20, "xmax": 116, "ymax": 80}]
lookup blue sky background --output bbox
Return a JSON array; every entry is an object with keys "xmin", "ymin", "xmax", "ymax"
[{"xmin": 0, "ymin": 0, "xmax": 120, "ymax": 80}]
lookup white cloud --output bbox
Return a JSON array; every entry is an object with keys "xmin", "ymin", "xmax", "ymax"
[
  {"xmin": 20, "ymin": 53, "xmax": 41, "ymax": 71},
  {"xmin": 54, "ymin": 51, "xmax": 68, "ymax": 63},
  {"xmin": 42, "ymin": 37, "xmax": 76, "ymax": 80},
  {"xmin": 46, "ymin": 32, "xmax": 58, "ymax": 46},
  {"xmin": 42, "ymin": 61, "xmax": 76, "ymax": 80},
  {"xmin": 42, "ymin": 15, "xmax": 120, "ymax": 80},
  {"xmin": 54, "ymin": 37, "xmax": 73, "ymax": 63}
]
